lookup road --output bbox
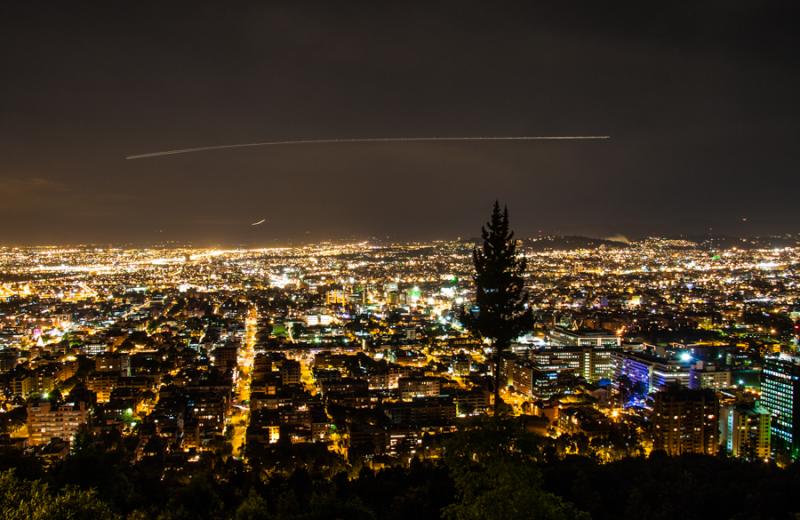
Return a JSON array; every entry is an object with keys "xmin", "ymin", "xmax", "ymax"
[{"xmin": 229, "ymin": 305, "xmax": 257, "ymax": 458}]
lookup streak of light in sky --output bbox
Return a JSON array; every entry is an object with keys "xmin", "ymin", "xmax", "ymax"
[{"xmin": 126, "ymin": 135, "xmax": 611, "ymax": 160}]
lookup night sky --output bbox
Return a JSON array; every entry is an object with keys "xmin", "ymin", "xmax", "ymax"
[{"xmin": 2, "ymin": 1, "xmax": 799, "ymax": 245}]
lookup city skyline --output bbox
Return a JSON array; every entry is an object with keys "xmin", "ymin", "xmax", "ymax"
[
  {"xmin": 1, "ymin": 233, "xmax": 800, "ymax": 518},
  {"xmin": 2, "ymin": 3, "xmax": 800, "ymax": 518}
]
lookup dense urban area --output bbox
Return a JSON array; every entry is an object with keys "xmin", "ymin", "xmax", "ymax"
[{"xmin": 2, "ymin": 236, "xmax": 800, "ymax": 519}]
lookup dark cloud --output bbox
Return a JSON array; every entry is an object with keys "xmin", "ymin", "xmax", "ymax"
[{"xmin": 1, "ymin": 1, "xmax": 798, "ymax": 244}]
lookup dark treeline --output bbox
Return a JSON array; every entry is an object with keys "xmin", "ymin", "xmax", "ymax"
[{"xmin": 2, "ymin": 418, "xmax": 800, "ymax": 519}]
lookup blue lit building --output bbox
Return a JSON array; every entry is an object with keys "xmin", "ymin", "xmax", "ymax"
[
  {"xmin": 611, "ymin": 350, "xmax": 690, "ymax": 394},
  {"xmin": 761, "ymin": 355, "xmax": 800, "ymax": 461}
]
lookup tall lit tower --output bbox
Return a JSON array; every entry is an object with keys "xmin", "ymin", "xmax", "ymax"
[{"xmin": 761, "ymin": 355, "xmax": 800, "ymax": 461}]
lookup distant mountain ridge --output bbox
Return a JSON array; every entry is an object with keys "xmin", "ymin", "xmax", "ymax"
[{"xmin": 522, "ymin": 235, "xmax": 631, "ymax": 250}]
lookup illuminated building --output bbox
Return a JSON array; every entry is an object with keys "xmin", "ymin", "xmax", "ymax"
[
  {"xmin": 505, "ymin": 358, "xmax": 535, "ymax": 396},
  {"xmin": 87, "ymin": 373, "xmax": 119, "ymax": 403},
  {"xmin": 454, "ymin": 388, "xmax": 490, "ymax": 415},
  {"xmin": 548, "ymin": 327, "xmax": 621, "ymax": 347},
  {"xmin": 95, "ymin": 352, "xmax": 131, "ymax": 376},
  {"xmin": 652, "ymin": 386, "xmax": 719, "ymax": 455},
  {"xmin": 384, "ymin": 396, "xmax": 456, "ymax": 426},
  {"xmin": 247, "ymin": 410, "xmax": 281, "ymax": 445},
  {"xmin": 305, "ymin": 313, "xmax": 334, "ymax": 326},
  {"xmin": 530, "ymin": 346, "xmax": 615, "ymax": 383},
  {"xmin": 450, "ymin": 353, "xmax": 471, "ymax": 377},
  {"xmin": 325, "ymin": 289, "xmax": 347, "ymax": 305},
  {"xmin": 505, "ymin": 357, "xmax": 558, "ymax": 399},
  {"xmin": 12, "ymin": 368, "xmax": 56, "ymax": 399},
  {"xmin": 398, "ymin": 376, "xmax": 442, "ymax": 400},
  {"xmin": 721, "ymin": 403, "xmax": 771, "ymax": 461},
  {"xmin": 689, "ymin": 362, "xmax": 732, "ymax": 390},
  {"xmin": 612, "ymin": 351, "xmax": 691, "ymax": 393},
  {"xmin": 187, "ymin": 390, "xmax": 228, "ymax": 434},
  {"xmin": 27, "ymin": 400, "xmax": 89, "ymax": 446},
  {"xmin": 761, "ymin": 355, "xmax": 800, "ymax": 460}
]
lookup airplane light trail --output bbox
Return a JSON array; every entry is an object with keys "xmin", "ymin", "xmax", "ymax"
[{"xmin": 126, "ymin": 136, "xmax": 610, "ymax": 160}]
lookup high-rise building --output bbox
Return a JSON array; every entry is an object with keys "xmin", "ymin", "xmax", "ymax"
[
  {"xmin": 504, "ymin": 357, "xmax": 558, "ymax": 399},
  {"xmin": 761, "ymin": 355, "xmax": 800, "ymax": 460},
  {"xmin": 652, "ymin": 385, "xmax": 719, "ymax": 455},
  {"xmin": 721, "ymin": 403, "xmax": 771, "ymax": 461}
]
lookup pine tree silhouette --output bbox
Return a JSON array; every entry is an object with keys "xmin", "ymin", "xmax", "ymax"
[{"xmin": 468, "ymin": 201, "xmax": 533, "ymax": 415}]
